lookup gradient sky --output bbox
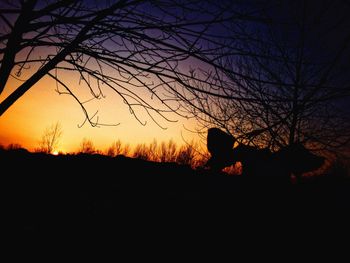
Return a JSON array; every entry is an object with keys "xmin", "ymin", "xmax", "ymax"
[
  {"xmin": 0, "ymin": 0, "xmax": 217, "ymax": 153},
  {"xmin": 1, "ymin": 0, "xmax": 349, "ymax": 155},
  {"xmin": 0, "ymin": 74, "xmax": 200, "ymax": 153}
]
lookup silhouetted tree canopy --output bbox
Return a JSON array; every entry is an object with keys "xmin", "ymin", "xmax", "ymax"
[
  {"xmin": 0, "ymin": 0, "xmax": 250, "ymax": 128},
  {"xmin": 181, "ymin": 0, "xmax": 350, "ymax": 156},
  {"xmin": 2, "ymin": 0, "xmax": 349, "ymax": 159},
  {"xmin": 37, "ymin": 121, "xmax": 62, "ymax": 153}
]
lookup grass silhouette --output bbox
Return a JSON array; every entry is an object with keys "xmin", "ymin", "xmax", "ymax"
[{"xmin": 2, "ymin": 146, "xmax": 349, "ymax": 235}]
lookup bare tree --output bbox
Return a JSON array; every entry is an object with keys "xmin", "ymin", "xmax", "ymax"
[
  {"xmin": 147, "ymin": 139, "xmax": 159, "ymax": 162},
  {"xmin": 176, "ymin": 140, "xmax": 199, "ymax": 168},
  {"xmin": 181, "ymin": 0, "xmax": 350, "ymax": 157},
  {"xmin": 106, "ymin": 139, "xmax": 123, "ymax": 157},
  {"xmin": 122, "ymin": 143, "xmax": 131, "ymax": 157},
  {"xmin": 0, "ymin": 0, "xmax": 247, "ymax": 128},
  {"xmin": 37, "ymin": 121, "xmax": 62, "ymax": 153},
  {"xmin": 132, "ymin": 143, "xmax": 150, "ymax": 160},
  {"xmin": 159, "ymin": 139, "xmax": 177, "ymax": 162},
  {"xmin": 78, "ymin": 137, "xmax": 96, "ymax": 154}
]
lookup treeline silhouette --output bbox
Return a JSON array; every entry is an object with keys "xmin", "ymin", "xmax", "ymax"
[
  {"xmin": 73, "ymin": 138, "xmax": 210, "ymax": 169},
  {"xmin": 2, "ymin": 137, "xmax": 208, "ymax": 168},
  {"xmin": 2, "ymin": 138, "xmax": 350, "ymax": 236},
  {"xmin": 35, "ymin": 135, "xmax": 220, "ymax": 170},
  {"xmin": 106, "ymin": 139, "xmax": 207, "ymax": 169},
  {"xmin": 1, "ymin": 136, "xmax": 349, "ymax": 178}
]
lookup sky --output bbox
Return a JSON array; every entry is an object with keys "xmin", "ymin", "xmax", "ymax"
[
  {"xmin": 1, "ymin": 0, "xmax": 350, "ymax": 155},
  {"xmin": 0, "ymin": 0, "xmax": 215, "ymax": 153},
  {"xmin": 0, "ymin": 71, "xmax": 201, "ymax": 153}
]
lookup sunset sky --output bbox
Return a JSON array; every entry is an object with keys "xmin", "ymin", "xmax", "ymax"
[
  {"xmin": 1, "ymin": 0, "xmax": 349, "ymax": 156},
  {"xmin": 0, "ymin": 74, "xmax": 200, "ymax": 153},
  {"xmin": 0, "ymin": 0, "xmax": 219, "ymax": 154}
]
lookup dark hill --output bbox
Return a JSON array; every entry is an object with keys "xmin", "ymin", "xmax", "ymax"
[{"xmin": 2, "ymin": 148, "xmax": 349, "ymax": 235}]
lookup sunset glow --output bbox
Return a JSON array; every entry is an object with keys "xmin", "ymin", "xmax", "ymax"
[
  {"xmin": 0, "ymin": 1, "xmax": 214, "ymax": 154},
  {"xmin": 2, "ymin": 2, "xmax": 349, "ymax": 234},
  {"xmin": 0, "ymin": 76, "xmax": 200, "ymax": 153},
  {"xmin": 1, "ymin": 0, "xmax": 349, "ymax": 164}
]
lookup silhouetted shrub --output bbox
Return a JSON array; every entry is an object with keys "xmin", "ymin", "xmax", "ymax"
[
  {"xmin": 7, "ymin": 143, "xmax": 23, "ymax": 150},
  {"xmin": 106, "ymin": 140, "xmax": 125, "ymax": 157},
  {"xmin": 133, "ymin": 143, "xmax": 150, "ymax": 160},
  {"xmin": 159, "ymin": 140, "xmax": 177, "ymax": 163},
  {"xmin": 79, "ymin": 138, "xmax": 97, "ymax": 154}
]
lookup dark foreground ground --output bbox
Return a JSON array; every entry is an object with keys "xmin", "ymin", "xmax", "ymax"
[{"xmin": 2, "ymin": 149, "xmax": 350, "ymax": 238}]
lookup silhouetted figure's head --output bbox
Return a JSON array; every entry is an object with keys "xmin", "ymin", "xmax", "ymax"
[{"xmin": 206, "ymin": 128, "xmax": 236, "ymax": 171}]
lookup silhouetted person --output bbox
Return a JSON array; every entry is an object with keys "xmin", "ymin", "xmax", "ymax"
[
  {"xmin": 206, "ymin": 127, "xmax": 325, "ymax": 179},
  {"xmin": 206, "ymin": 128, "xmax": 236, "ymax": 172}
]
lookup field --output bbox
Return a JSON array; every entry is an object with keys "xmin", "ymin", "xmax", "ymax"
[{"xmin": 2, "ymin": 148, "xmax": 349, "ymax": 236}]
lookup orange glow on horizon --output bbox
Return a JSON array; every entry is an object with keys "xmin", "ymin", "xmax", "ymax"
[{"xmin": 0, "ymin": 75, "xmax": 201, "ymax": 153}]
